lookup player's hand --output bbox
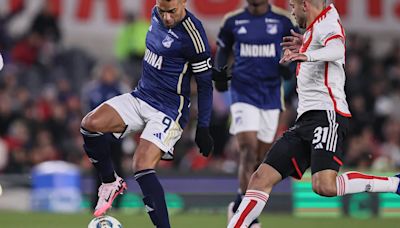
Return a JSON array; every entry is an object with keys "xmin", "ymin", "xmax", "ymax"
[
  {"xmin": 195, "ymin": 127, "xmax": 214, "ymax": 157},
  {"xmin": 281, "ymin": 29, "xmax": 303, "ymax": 53},
  {"xmin": 279, "ymin": 49, "xmax": 307, "ymax": 64},
  {"xmin": 212, "ymin": 66, "xmax": 232, "ymax": 92}
]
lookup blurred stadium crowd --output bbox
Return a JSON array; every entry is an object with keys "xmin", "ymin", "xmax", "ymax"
[{"xmin": 0, "ymin": 4, "xmax": 399, "ymax": 176}]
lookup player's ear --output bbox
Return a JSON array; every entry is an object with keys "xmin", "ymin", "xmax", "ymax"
[
  {"xmin": 181, "ymin": 0, "xmax": 187, "ymax": 6},
  {"xmin": 302, "ymin": 0, "xmax": 308, "ymax": 12}
]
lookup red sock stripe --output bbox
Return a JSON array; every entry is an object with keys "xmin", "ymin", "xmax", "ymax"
[
  {"xmin": 342, "ymin": 175, "xmax": 346, "ymax": 195},
  {"xmin": 340, "ymin": 175, "xmax": 345, "ymax": 196},
  {"xmin": 347, "ymin": 172, "xmax": 388, "ymax": 181},
  {"xmin": 338, "ymin": 175, "xmax": 345, "ymax": 196},
  {"xmin": 234, "ymin": 199, "xmax": 257, "ymax": 228},
  {"xmin": 245, "ymin": 192, "xmax": 269, "ymax": 202}
]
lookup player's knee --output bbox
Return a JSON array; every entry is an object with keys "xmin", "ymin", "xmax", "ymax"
[
  {"xmin": 132, "ymin": 155, "xmax": 154, "ymax": 172},
  {"xmin": 312, "ymin": 181, "xmax": 336, "ymax": 197},
  {"xmin": 81, "ymin": 114, "xmax": 100, "ymax": 132},
  {"xmin": 239, "ymin": 141, "xmax": 257, "ymax": 153},
  {"xmin": 251, "ymin": 169, "xmax": 264, "ymax": 182},
  {"xmin": 240, "ymin": 149, "xmax": 258, "ymax": 166},
  {"xmin": 249, "ymin": 169, "xmax": 273, "ymax": 190},
  {"xmin": 132, "ymin": 157, "xmax": 145, "ymax": 172}
]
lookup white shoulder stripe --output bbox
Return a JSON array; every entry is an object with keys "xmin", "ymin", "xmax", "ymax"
[
  {"xmin": 187, "ymin": 18, "xmax": 205, "ymax": 52},
  {"xmin": 183, "ymin": 18, "xmax": 206, "ymax": 54},
  {"xmin": 183, "ymin": 21, "xmax": 200, "ymax": 53}
]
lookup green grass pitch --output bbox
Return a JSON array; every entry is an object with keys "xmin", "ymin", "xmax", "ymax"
[{"xmin": 0, "ymin": 211, "xmax": 398, "ymax": 228}]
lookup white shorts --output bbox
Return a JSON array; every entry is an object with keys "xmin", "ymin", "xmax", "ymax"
[
  {"xmin": 104, "ymin": 93, "xmax": 182, "ymax": 159},
  {"xmin": 229, "ymin": 102, "xmax": 280, "ymax": 143}
]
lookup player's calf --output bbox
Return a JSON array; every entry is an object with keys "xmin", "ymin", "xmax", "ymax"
[
  {"xmin": 81, "ymin": 127, "xmax": 116, "ymax": 183},
  {"xmin": 312, "ymin": 181, "xmax": 337, "ymax": 197},
  {"xmin": 135, "ymin": 169, "xmax": 171, "ymax": 228},
  {"xmin": 312, "ymin": 171, "xmax": 338, "ymax": 197},
  {"xmin": 336, "ymin": 171, "xmax": 400, "ymax": 196}
]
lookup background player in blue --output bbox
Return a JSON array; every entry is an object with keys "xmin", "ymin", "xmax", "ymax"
[
  {"xmin": 80, "ymin": 0, "xmax": 214, "ymax": 227},
  {"xmin": 214, "ymin": 0, "xmax": 297, "ymax": 226}
]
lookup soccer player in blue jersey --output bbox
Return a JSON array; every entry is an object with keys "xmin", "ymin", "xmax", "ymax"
[
  {"xmin": 80, "ymin": 0, "xmax": 213, "ymax": 227},
  {"xmin": 214, "ymin": 0, "xmax": 297, "ymax": 226}
]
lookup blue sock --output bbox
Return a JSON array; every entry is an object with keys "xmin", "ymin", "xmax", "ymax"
[
  {"xmin": 135, "ymin": 169, "xmax": 170, "ymax": 228},
  {"xmin": 81, "ymin": 127, "xmax": 115, "ymax": 183},
  {"xmin": 232, "ymin": 191, "xmax": 259, "ymax": 225}
]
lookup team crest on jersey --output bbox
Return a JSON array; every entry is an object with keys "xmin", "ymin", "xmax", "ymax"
[
  {"xmin": 266, "ymin": 24, "xmax": 278, "ymax": 35},
  {"xmin": 162, "ymin": 35, "xmax": 174, "ymax": 48}
]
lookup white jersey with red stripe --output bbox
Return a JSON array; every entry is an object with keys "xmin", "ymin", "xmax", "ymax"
[{"xmin": 296, "ymin": 4, "xmax": 351, "ymax": 119}]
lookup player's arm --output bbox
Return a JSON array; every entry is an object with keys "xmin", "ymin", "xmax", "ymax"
[
  {"xmin": 184, "ymin": 18, "xmax": 214, "ymax": 157},
  {"xmin": 193, "ymin": 61, "xmax": 214, "ymax": 157},
  {"xmin": 212, "ymin": 15, "xmax": 234, "ymax": 92},
  {"xmin": 280, "ymin": 23, "xmax": 345, "ymax": 64},
  {"xmin": 304, "ymin": 38, "xmax": 344, "ymax": 62},
  {"xmin": 303, "ymin": 21, "xmax": 345, "ymax": 62},
  {"xmin": 280, "ymin": 38, "xmax": 344, "ymax": 63}
]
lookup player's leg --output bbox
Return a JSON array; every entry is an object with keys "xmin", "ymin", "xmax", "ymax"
[
  {"xmin": 240, "ymin": 108, "xmax": 279, "ymax": 227},
  {"xmin": 81, "ymin": 93, "xmax": 143, "ymax": 216},
  {"xmin": 227, "ymin": 164, "xmax": 281, "ymax": 228},
  {"xmin": 237, "ymin": 132, "xmax": 259, "ymax": 193},
  {"xmin": 312, "ymin": 170, "xmax": 400, "ymax": 197},
  {"xmin": 229, "ymin": 103, "xmax": 260, "ymax": 226},
  {"xmin": 81, "ymin": 103, "xmax": 126, "ymax": 183},
  {"xmin": 228, "ymin": 130, "xmax": 309, "ymax": 228},
  {"xmin": 134, "ymin": 100, "xmax": 183, "ymax": 228},
  {"xmin": 309, "ymin": 111, "xmax": 400, "ymax": 197},
  {"xmin": 256, "ymin": 109, "xmax": 280, "ymax": 163},
  {"xmin": 132, "ymin": 139, "xmax": 171, "ymax": 228}
]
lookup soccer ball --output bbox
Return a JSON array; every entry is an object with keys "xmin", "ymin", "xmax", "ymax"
[{"xmin": 88, "ymin": 215, "xmax": 122, "ymax": 228}]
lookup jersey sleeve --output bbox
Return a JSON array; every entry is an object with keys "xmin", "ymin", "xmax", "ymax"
[
  {"xmin": 182, "ymin": 17, "xmax": 213, "ymax": 127},
  {"xmin": 316, "ymin": 18, "xmax": 345, "ymax": 47},
  {"xmin": 182, "ymin": 17, "xmax": 212, "ymax": 74},
  {"xmin": 216, "ymin": 14, "xmax": 234, "ymax": 50}
]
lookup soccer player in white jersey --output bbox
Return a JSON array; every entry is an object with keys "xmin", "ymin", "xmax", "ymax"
[{"xmin": 228, "ymin": 1, "xmax": 400, "ymax": 227}]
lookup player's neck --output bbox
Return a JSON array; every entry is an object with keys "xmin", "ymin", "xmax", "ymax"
[
  {"xmin": 179, "ymin": 10, "xmax": 187, "ymax": 23},
  {"xmin": 247, "ymin": 3, "xmax": 269, "ymax": 16},
  {"xmin": 306, "ymin": 6, "xmax": 326, "ymax": 29}
]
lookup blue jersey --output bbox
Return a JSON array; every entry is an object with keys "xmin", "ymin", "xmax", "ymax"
[
  {"xmin": 217, "ymin": 5, "xmax": 296, "ymax": 110},
  {"xmin": 132, "ymin": 8, "xmax": 213, "ymax": 129}
]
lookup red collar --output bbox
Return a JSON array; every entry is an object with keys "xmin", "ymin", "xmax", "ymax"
[{"xmin": 306, "ymin": 5, "xmax": 332, "ymax": 31}]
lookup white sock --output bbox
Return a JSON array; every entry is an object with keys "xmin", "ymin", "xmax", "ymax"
[
  {"xmin": 336, "ymin": 172, "xmax": 400, "ymax": 196},
  {"xmin": 227, "ymin": 190, "xmax": 269, "ymax": 228}
]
